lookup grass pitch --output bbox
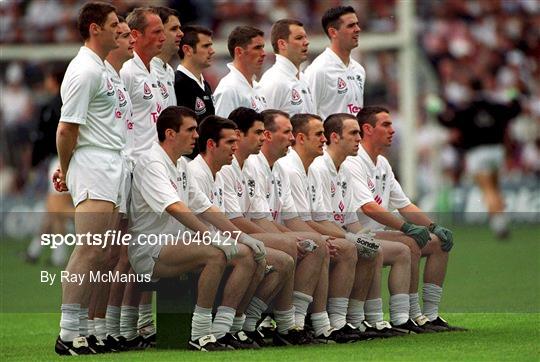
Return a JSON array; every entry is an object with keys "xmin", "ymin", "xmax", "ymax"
[{"xmin": 1, "ymin": 224, "xmax": 539, "ymax": 360}]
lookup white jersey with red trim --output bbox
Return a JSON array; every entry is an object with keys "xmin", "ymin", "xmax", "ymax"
[{"xmin": 151, "ymin": 57, "xmax": 177, "ymax": 108}]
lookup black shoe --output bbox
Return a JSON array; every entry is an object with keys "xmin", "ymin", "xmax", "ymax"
[
  {"xmin": 354, "ymin": 320, "xmax": 387, "ymax": 339},
  {"xmin": 87, "ymin": 335, "xmax": 113, "ymax": 353},
  {"xmin": 244, "ymin": 329, "xmax": 268, "ymax": 347},
  {"xmin": 273, "ymin": 328, "xmax": 312, "ymax": 346},
  {"xmin": 315, "ymin": 327, "xmax": 359, "ymax": 344},
  {"xmin": 103, "ymin": 335, "xmax": 126, "ymax": 352},
  {"xmin": 234, "ymin": 331, "xmax": 261, "ymax": 349},
  {"xmin": 391, "ymin": 319, "xmax": 432, "ymax": 334},
  {"xmin": 188, "ymin": 334, "xmax": 228, "ymax": 351},
  {"xmin": 340, "ymin": 323, "xmax": 372, "ymax": 341},
  {"xmin": 122, "ymin": 335, "xmax": 151, "ymax": 350},
  {"xmin": 141, "ymin": 331, "xmax": 156, "ymax": 348},
  {"xmin": 217, "ymin": 332, "xmax": 260, "ymax": 350},
  {"xmin": 55, "ymin": 336, "xmax": 94, "ymax": 356},
  {"xmin": 371, "ymin": 321, "xmax": 404, "ymax": 338},
  {"xmin": 430, "ymin": 316, "xmax": 468, "ymax": 332},
  {"xmin": 413, "ymin": 315, "xmax": 447, "ymax": 333}
]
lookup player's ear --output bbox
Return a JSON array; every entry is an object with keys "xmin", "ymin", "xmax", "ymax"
[
  {"xmin": 89, "ymin": 22, "xmax": 100, "ymax": 36},
  {"xmin": 327, "ymin": 26, "xmax": 338, "ymax": 39},
  {"xmin": 207, "ymin": 139, "xmax": 216, "ymax": 150},
  {"xmin": 331, "ymin": 131, "xmax": 339, "ymax": 144},
  {"xmin": 234, "ymin": 46, "xmax": 243, "ymax": 58},
  {"xmin": 181, "ymin": 44, "xmax": 191, "ymax": 57},
  {"xmin": 263, "ymin": 129, "xmax": 272, "ymax": 141},
  {"xmin": 277, "ymin": 38, "xmax": 287, "ymax": 52}
]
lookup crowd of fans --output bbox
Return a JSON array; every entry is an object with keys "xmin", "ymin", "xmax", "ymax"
[{"xmin": 1, "ymin": 0, "xmax": 538, "ymax": 197}]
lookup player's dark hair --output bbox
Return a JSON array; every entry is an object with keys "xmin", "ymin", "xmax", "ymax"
[
  {"xmin": 321, "ymin": 6, "xmax": 356, "ymax": 37},
  {"xmin": 126, "ymin": 7, "xmax": 158, "ymax": 33},
  {"xmin": 198, "ymin": 115, "xmax": 238, "ymax": 153},
  {"xmin": 157, "ymin": 106, "xmax": 197, "ymax": 142},
  {"xmin": 357, "ymin": 106, "xmax": 389, "ymax": 137},
  {"xmin": 151, "ymin": 6, "xmax": 179, "ymax": 26},
  {"xmin": 78, "ymin": 2, "xmax": 117, "ymax": 41},
  {"xmin": 324, "ymin": 113, "xmax": 356, "ymax": 145},
  {"xmin": 117, "ymin": 15, "xmax": 125, "ymax": 23},
  {"xmin": 227, "ymin": 26, "xmax": 264, "ymax": 58},
  {"xmin": 179, "ymin": 25, "xmax": 213, "ymax": 59},
  {"xmin": 290, "ymin": 113, "xmax": 322, "ymax": 138},
  {"xmin": 228, "ymin": 107, "xmax": 263, "ymax": 135},
  {"xmin": 261, "ymin": 109, "xmax": 290, "ymax": 133},
  {"xmin": 271, "ymin": 19, "xmax": 303, "ymax": 53}
]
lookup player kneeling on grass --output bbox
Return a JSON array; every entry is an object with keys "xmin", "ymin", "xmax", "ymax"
[
  {"xmin": 128, "ymin": 106, "xmax": 267, "ymax": 351},
  {"xmin": 343, "ymin": 106, "xmax": 467, "ymax": 332}
]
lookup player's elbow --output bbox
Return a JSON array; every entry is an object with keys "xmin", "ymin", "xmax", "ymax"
[{"xmin": 56, "ymin": 122, "xmax": 79, "ymax": 140}]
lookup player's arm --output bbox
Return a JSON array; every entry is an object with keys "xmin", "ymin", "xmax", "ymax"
[
  {"xmin": 253, "ymin": 218, "xmax": 282, "ymax": 233},
  {"xmin": 230, "ymin": 217, "xmax": 266, "ymax": 234},
  {"xmin": 307, "ymin": 220, "xmax": 346, "ymax": 238},
  {"xmin": 56, "ymin": 121, "xmax": 79, "ymax": 187},
  {"xmin": 398, "ymin": 203, "xmax": 433, "ymax": 227},
  {"xmin": 166, "ymin": 202, "xmax": 212, "ymax": 233},
  {"xmin": 360, "ymin": 201, "xmax": 406, "ymax": 230},
  {"xmin": 284, "ymin": 216, "xmax": 317, "ymax": 233}
]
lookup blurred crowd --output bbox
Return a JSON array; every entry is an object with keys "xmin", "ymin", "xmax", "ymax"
[{"xmin": 1, "ymin": 0, "xmax": 538, "ymax": 197}]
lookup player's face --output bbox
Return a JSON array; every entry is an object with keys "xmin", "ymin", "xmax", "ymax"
[
  {"xmin": 177, "ymin": 117, "xmax": 199, "ymax": 155},
  {"xmin": 242, "ymin": 35, "xmax": 266, "ymax": 76},
  {"xmin": 335, "ymin": 13, "xmax": 361, "ymax": 50},
  {"xmin": 163, "ymin": 15, "xmax": 183, "ymax": 54},
  {"xmin": 242, "ymin": 120, "xmax": 265, "ymax": 154},
  {"xmin": 304, "ymin": 118, "xmax": 326, "ymax": 157},
  {"xmin": 339, "ymin": 118, "xmax": 361, "ymax": 156},
  {"xmin": 112, "ymin": 23, "xmax": 135, "ymax": 62},
  {"xmin": 286, "ymin": 25, "xmax": 309, "ymax": 65},
  {"xmin": 371, "ymin": 112, "xmax": 394, "ymax": 148},
  {"xmin": 215, "ymin": 129, "xmax": 239, "ymax": 166},
  {"xmin": 99, "ymin": 12, "xmax": 120, "ymax": 52},
  {"xmin": 193, "ymin": 33, "xmax": 215, "ymax": 69},
  {"xmin": 270, "ymin": 115, "xmax": 294, "ymax": 158},
  {"xmin": 135, "ymin": 14, "xmax": 165, "ymax": 57}
]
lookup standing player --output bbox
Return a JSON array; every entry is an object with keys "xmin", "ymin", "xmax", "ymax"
[
  {"xmin": 213, "ymin": 26, "xmax": 267, "ymax": 117},
  {"xmin": 343, "ymin": 106, "xmax": 467, "ymax": 331},
  {"xmin": 304, "ymin": 6, "xmax": 365, "ymax": 120},
  {"xmin": 259, "ymin": 19, "xmax": 315, "ymax": 116},
  {"xmin": 175, "ymin": 25, "xmax": 216, "ymax": 159},
  {"xmin": 54, "ymin": 2, "xmax": 123, "ymax": 355},
  {"xmin": 151, "ymin": 6, "xmax": 182, "ymax": 108}
]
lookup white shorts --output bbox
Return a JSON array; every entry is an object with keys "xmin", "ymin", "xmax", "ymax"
[
  {"xmin": 128, "ymin": 242, "xmax": 162, "ymax": 282},
  {"xmin": 118, "ymin": 155, "xmax": 134, "ymax": 215},
  {"xmin": 66, "ymin": 146, "xmax": 124, "ymax": 208},
  {"xmin": 466, "ymin": 144, "xmax": 504, "ymax": 175}
]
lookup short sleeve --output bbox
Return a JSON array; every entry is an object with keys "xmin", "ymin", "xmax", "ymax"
[
  {"xmin": 138, "ymin": 162, "xmax": 181, "ymax": 214},
  {"xmin": 60, "ymin": 69, "xmax": 98, "ymax": 125}
]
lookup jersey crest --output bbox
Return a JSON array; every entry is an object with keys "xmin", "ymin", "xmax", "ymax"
[
  {"xmin": 235, "ymin": 180, "xmax": 243, "ymax": 197},
  {"xmin": 247, "ymin": 179, "xmax": 255, "ymax": 197},
  {"xmin": 330, "ymin": 181, "xmax": 336, "ymax": 197},
  {"xmin": 195, "ymin": 97, "xmax": 206, "ymax": 115},
  {"xmin": 337, "ymin": 77, "xmax": 348, "ymax": 94},
  {"xmin": 291, "ymin": 89, "xmax": 302, "ymax": 105},
  {"xmin": 117, "ymin": 89, "xmax": 127, "ymax": 107},
  {"xmin": 143, "ymin": 83, "xmax": 153, "ymax": 100},
  {"xmin": 106, "ymin": 78, "xmax": 115, "ymax": 97},
  {"xmin": 158, "ymin": 80, "xmax": 169, "ymax": 99}
]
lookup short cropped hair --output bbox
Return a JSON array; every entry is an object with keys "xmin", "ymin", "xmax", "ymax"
[
  {"xmin": 157, "ymin": 106, "xmax": 197, "ymax": 142},
  {"xmin": 290, "ymin": 113, "xmax": 322, "ymax": 138},
  {"xmin": 321, "ymin": 6, "xmax": 356, "ymax": 37},
  {"xmin": 78, "ymin": 2, "xmax": 116, "ymax": 41},
  {"xmin": 198, "ymin": 115, "xmax": 238, "ymax": 153},
  {"xmin": 126, "ymin": 7, "xmax": 158, "ymax": 33},
  {"xmin": 227, "ymin": 26, "xmax": 264, "ymax": 58},
  {"xmin": 179, "ymin": 25, "xmax": 213, "ymax": 59},
  {"xmin": 261, "ymin": 109, "xmax": 290, "ymax": 133},
  {"xmin": 324, "ymin": 113, "xmax": 356, "ymax": 144},
  {"xmin": 151, "ymin": 6, "xmax": 179, "ymax": 26},
  {"xmin": 356, "ymin": 106, "xmax": 390, "ymax": 137},
  {"xmin": 228, "ymin": 107, "xmax": 263, "ymax": 135},
  {"xmin": 271, "ymin": 19, "xmax": 303, "ymax": 53}
]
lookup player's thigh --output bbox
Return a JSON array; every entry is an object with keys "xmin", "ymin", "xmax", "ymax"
[
  {"xmin": 156, "ymin": 243, "xmax": 225, "ymax": 274},
  {"xmin": 375, "ymin": 230, "xmax": 421, "ymax": 258},
  {"xmin": 265, "ymin": 247, "xmax": 294, "ymax": 272},
  {"xmin": 378, "ymin": 239, "xmax": 410, "ymax": 266},
  {"xmin": 250, "ymin": 233, "xmax": 297, "ymax": 258},
  {"xmin": 328, "ymin": 238, "xmax": 356, "ymax": 263}
]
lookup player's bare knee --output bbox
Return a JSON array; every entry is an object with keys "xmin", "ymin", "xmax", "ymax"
[
  {"xmin": 400, "ymin": 236, "xmax": 422, "ymax": 259},
  {"xmin": 396, "ymin": 244, "xmax": 411, "ymax": 266},
  {"xmin": 283, "ymin": 236, "xmax": 298, "ymax": 262},
  {"xmin": 206, "ymin": 247, "xmax": 227, "ymax": 269}
]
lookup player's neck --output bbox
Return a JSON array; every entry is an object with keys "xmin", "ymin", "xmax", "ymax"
[
  {"xmin": 156, "ymin": 53, "xmax": 172, "ymax": 67},
  {"xmin": 235, "ymin": 149, "xmax": 250, "ymax": 168},
  {"xmin": 85, "ymin": 40, "xmax": 109, "ymax": 61},
  {"xmin": 182, "ymin": 60, "xmax": 203, "ymax": 80},
  {"xmin": 294, "ymin": 147, "xmax": 315, "ymax": 173},
  {"xmin": 327, "ymin": 147, "xmax": 346, "ymax": 171},
  {"xmin": 202, "ymin": 154, "xmax": 219, "ymax": 179},
  {"xmin": 106, "ymin": 55, "xmax": 124, "ymax": 74},
  {"xmin": 261, "ymin": 147, "xmax": 277, "ymax": 168},
  {"xmin": 161, "ymin": 143, "xmax": 180, "ymax": 166},
  {"xmin": 330, "ymin": 44, "xmax": 351, "ymax": 66},
  {"xmin": 232, "ymin": 61, "xmax": 254, "ymax": 87},
  {"xmin": 360, "ymin": 141, "xmax": 380, "ymax": 164},
  {"xmin": 135, "ymin": 48, "xmax": 155, "ymax": 71}
]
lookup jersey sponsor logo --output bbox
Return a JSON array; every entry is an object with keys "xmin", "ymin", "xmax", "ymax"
[
  {"xmin": 235, "ymin": 180, "xmax": 243, "ymax": 197},
  {"xmin": 143, "ymin": 83, "xmax": 153, "ymax": 100},
  {"xmin": 127, "ymin": 120, "xmax": 134, "ymax": 130},
  {"xmin": 115, "ymin": 109, "xmax": 122, "ymax": 119},
  {"xmin": 368, "ymin": 178, "xmax": 375, "ymax": 192},
  {"xmin": 337, "ymin": 77, "xmax": 348, "ymax": 94},
  {"xmin": 117, "ymin": 89, "xmax": 127, "ymax": 108},
  {"xmin": 251, "ymin": 98, "xmax": 257, "ymax": 110},
  {"xmin": 291, "ymin": 89, "xmax": 302, "ymax": 105},
  {"xmin": 374, "ymin": 195, "xmax": 382, "ymax": 205},
  {"xmin": 106, "ymin": 78, "xmax": 115, "ymax": 96},
  {"xmin": 347, "ymin": 104, "xmax": 361, "ymax": 114},
  {"xmin": 330, "ymin": 181, "xmax": 336, "ymax": 197},
  {"xmin": 338, "ymin": 200, "xmax": 345, "ymax": 212},
  {"xmin": 150, "ymin": 103, "xmax": 163, "ymax": 124},
  {"xmin": 158, "ymin": 80, "xmax": 169, "ymax": 99},
  {"xmin": 194, "ymin": 97, "xmax": 206, "ymax": 115},
  {"xmin": 333, "ymin": 212, "xmax": 344, "ymax": 224}
]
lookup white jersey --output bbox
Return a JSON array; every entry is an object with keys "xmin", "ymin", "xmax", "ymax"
[
  {"xmin": 304, "ymin": 48, "xmax": 366, "ymax": 120},
  {"xmin": 244, "ymin": 152, "xmax": 297, "ymax": 223},
  {"xmin": 129, "ymin": 142, "xmax": 211, "ymax": 240},
  {"xmin": 258, "ymin": 55, "xmax": 316, "ymax": 116},
  {"xmin": 342, "ymin": 144, "xmax": 410, "ymax": 230},
  {"xmin": 120, "ymin": 52, "xmax": 164, "ymax": 164},
  {"xmin": 275, "ymin": 149, "xmax": 313, "ymax": 221},
  {"xmin": 188, "ymin": 155, "xmax": 225, "ymax": 211},
  {"xmin": 309, "ymin": 151, "xmax": 355, "ymax": 227},
  {"xmin": 151, "ymin": 57, "xmax": 176, "ymax": 108},
  {"xmin": 213, "ymin": 63, "xmax": 267, "ymax": 118},
  {"xmin": 218, "ymin": 155, "xmax": 271, "ymax": 220},
  {"xmin": 60, "ymin": 46, "xmax": 125, "ymax": 151}
]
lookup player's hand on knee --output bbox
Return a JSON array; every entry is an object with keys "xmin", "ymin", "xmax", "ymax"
[
  {"xmin": 429, "ymin": 223, "xmax": 454, "ymax": 252},
  {"xmin": 400, "ymin": 222, "xmax": 431, "ymax": 248},
  {"xmin": 211, "ymin": 231, "xmax": 239, "ymax": 262},
  {"xmin": 240, "ymin": 233, "xmax": 267, "ymax": 263},
  {"xmin": 345, "ymin": 232, "xmax": 380, "ymax": 258}
]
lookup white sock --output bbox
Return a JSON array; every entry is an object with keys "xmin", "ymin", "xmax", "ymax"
[
  {"xmin": 244, "ymin": 297, "xmax": 268, "ymax": 332},
  {"xmin": 94, "ymin": 318, "xmax": 107, "ymax": 340},
  {"xmin": 423, "ymin": 283, "xmax": 443, "ymax": 321},
  {"xmin": 292, "ymin": 291, "xmax": 313, "ymax": 329},
  {"xmin": 79, "ymin": 308, "xmax": 89, "ymax": 337},
  {"xmin": 389, "ymin": 294, "xmax": 410, "ymax": 325},
  {"xmin": 311, "ymin": 311, "xmax": 332, "ymax": 337},
  {"xmin": 87, "ymin": 319, "xmax": 95, "ymax": 336},
  {"xmin": 230, "ymin": 314, "xmax": 246, "ymax": 334},
  {"xmin": 105, "ymin": 305, "xmax": 121, "ymax": 338},
  {"xmin": 273, "ymin": 307, "xmax": 295, "ymax": 334},
  {"xmin": 192, "ymin": 305, "xmax": 212, "ymax": 341},
  {"xmin": 346, "ymin": 299, "xmax": 365, "ymax": 328},
  {"xmin": 211, "ymin": 306, "xmax": 235, "ymax": 339},
  {"xmin": 27, "ymin": 235, "xmax": 43, "ymax": 258},
  {"xmin": 364, "ymin": 298, "xmax": 383, "ymax": 324},
  {"xmin": 328, "ymin": 297, "xmax": 349, "ymax": 329},
  {"xmin": 137, "ymin": 304, "xmax": 154, "ymax": 329},
  {"xmin": 409, "ymin": 293, "xmax": 422, "ymax": 319},
  {"xmin": 60, "ymin": 303, "xmax": 80, "ymax": 342},
  {"xmin": 120, "ymin": 306, "xmax": 139, "ymax": 340},
  {"xmin": 51, "ymin": 245, "xmax": 68, "ymax": 267}
]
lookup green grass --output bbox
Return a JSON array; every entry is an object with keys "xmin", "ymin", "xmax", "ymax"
[{"xmin": 1, "ymin": 225, "xmax": 539, "ymax": 360}]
